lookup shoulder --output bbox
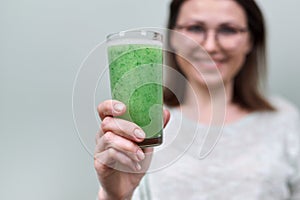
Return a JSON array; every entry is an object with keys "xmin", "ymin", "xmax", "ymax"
[
  {"xmin": 244, "ymin": 96, "xmax": 300, "ymax": 132},
  {"xmin": 269, "ymin": 95, "xmax": 300, "ymax": 119},
  {"xmin": 269, "ymin": 97, "xmax": 300, "ymax": 172},
  {"xmin": 267, "ymin": 96, "xmax": 300, "ymax": 144}
]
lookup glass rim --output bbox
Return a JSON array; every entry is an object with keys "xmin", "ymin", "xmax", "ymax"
[{"xmin": 106, "ymin": 30, "xmax": 163, "ymax": 42}]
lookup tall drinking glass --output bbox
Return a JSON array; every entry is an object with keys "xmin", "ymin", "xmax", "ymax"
[{"xmin": 106, "ymin": 30, "xmax": 163, "ymax": 147}]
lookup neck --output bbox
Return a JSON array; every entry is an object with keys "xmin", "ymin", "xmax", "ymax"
[{"xmin": 181, "ymin": 80, "xmax": 234, "ymax": 124}]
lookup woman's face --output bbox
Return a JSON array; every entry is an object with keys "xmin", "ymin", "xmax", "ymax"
[{"xmin": 172, "ymin": 0, "xmax": 252, "ymax": 87}]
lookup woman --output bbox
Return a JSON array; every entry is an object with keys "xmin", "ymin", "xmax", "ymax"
[{"xmin": 95, "ymin": 0, "xmax": 300, "ymax": 199}]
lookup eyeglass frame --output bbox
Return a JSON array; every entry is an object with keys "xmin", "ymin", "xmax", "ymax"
[{"xmin": 173, "ymin": 23, "xmax": 249, "ymax": 49}]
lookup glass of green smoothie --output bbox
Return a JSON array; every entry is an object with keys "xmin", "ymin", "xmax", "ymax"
[{"xmin": 106, "ymin": 30, "xmax": 163, "ymax": 147}]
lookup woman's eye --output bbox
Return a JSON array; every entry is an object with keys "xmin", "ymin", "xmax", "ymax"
[
  {"xmin": 218, "ymin": 27, "xmax": 238, "ymax": 35},
  {"xmin": 186, "ymin": 25, "xmax": 205, "ymax": 33}
]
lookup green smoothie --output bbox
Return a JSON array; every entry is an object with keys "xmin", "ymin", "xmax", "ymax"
[{"xmin": 107, "ymin": 43, "xmax": 163, "ymax": 147}]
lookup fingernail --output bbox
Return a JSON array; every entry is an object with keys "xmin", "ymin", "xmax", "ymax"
[
  {"xmin": 137, "ymin": 150, "xmax": 145, "ymax": 161},
  {"xmin": 113, "ymin": 103, "xmax": 124, "ymax": 112},
  {"xmin": 134, "ymin": 129, "xmax": 145, "ymax": 139},
  {"xmin": 135, "ymin": 163, "xmax": 141, "ymax": 171}
]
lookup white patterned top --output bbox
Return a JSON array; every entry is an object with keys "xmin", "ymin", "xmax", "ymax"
[{"xmin": 133, "ymin": 97, "xmax": 300, "ymax": 200}]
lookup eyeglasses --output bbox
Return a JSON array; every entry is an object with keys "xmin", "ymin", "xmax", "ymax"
[{"xmin": 174, "ymin": 24, "xmax": 248, "ymax": 50}]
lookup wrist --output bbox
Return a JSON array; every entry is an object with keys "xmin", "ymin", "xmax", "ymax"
[
  {"xmin": 98, "ymin": 188, "xmax": 113, "ymax": 200},
  {"xmin": 98, "ymin": 188, "xmax": 111, "ymax": 200},
  {"xmin": 98, "ymin": 188, "xmax": 133, "ymax": 200}
]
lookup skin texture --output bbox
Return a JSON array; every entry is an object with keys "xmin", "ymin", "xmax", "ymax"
[
  {"xmin": 174, "ymin": 0, "xmax": 252, "ymax": 87},
  {"xmin": 95, "ymin": 100, "xmax": 169, "ymax": 199},
  {"xmin": 173, "ymin": 0, "xmax": 253, "ymax": 123}
]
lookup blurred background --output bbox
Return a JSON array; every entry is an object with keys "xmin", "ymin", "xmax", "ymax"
[{"xmin": 1, "ymin": 0, "xmax": 299, "ymax": 199}]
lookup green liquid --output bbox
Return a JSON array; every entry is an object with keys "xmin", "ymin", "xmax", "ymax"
[{"xmin": 108, "ymin": 44, "xmax": 163, "ymax": 144}]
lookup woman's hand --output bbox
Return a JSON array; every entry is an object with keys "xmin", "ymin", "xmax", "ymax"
[{"xmin": 94, "ymin": 100, "xmax": 170, "ymax": 200}]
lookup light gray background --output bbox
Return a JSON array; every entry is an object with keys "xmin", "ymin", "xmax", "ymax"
[{"xmin": 1, "ymin": 0, "xmax": 299, "ymax": 199}]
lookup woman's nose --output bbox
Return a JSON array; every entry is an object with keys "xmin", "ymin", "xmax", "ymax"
[{"xmin": 202, "ymin": 31, "xmax": 219, "ymax": 52}]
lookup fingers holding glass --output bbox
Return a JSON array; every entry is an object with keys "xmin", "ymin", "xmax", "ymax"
[
  {"xmin": 97, "ymin": 100, "xmax": 126, "ymax": 120},
  {"xmin": 94, "ymin": 128, "xmax": 148, "ymax": 172}
]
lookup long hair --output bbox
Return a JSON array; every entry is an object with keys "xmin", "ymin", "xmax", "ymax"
[{"xmin": 164, "ymin": 0, "xmax": 275, "ymax": 111}]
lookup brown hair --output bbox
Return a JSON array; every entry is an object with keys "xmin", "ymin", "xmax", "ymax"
[{"xmin": 164, "ymin": 0, "xmax": 275, "ymax": 111}]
